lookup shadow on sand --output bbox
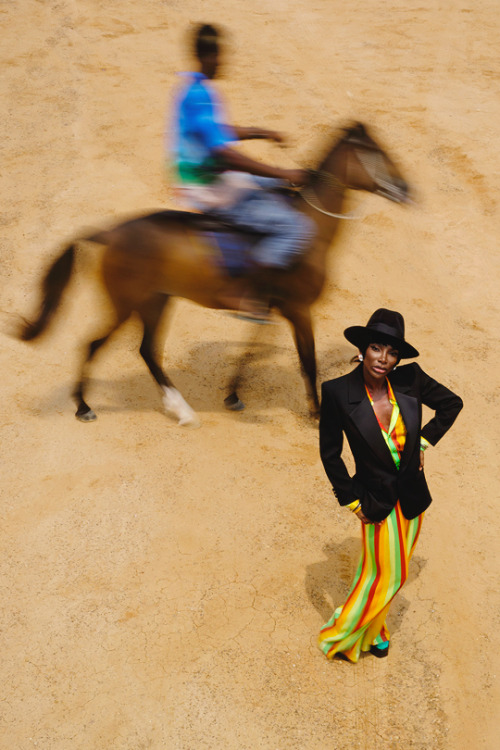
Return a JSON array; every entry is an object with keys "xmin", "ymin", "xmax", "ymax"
[
  {"xmin": 25, "ymin": 335, "xmax": 324, "ymax": 421},
  {"xmin": 305, "ymin": 536, "xmax": 427, "ymax": 634}
]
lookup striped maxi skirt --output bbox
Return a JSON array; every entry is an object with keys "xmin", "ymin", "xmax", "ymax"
[{"xmin": 318, "ymin": 501, "xmax": 424, "ymax": 663}]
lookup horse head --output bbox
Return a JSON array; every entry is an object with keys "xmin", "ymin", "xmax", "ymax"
[{"xmin": 314, "ymin": 122, "xmax": 411, "ymax": 205}]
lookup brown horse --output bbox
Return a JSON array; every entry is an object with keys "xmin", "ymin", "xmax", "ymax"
[{"xmin": 18, "ymin": 123, "xmax": 410, "ymax": 426}]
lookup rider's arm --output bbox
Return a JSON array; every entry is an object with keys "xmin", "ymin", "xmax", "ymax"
[
  {"xmin": 231, "ymin": 126, "xmax": 284, "ymax": 143},
  {"xmin": 213, "ymin": 144, "xmax": 308, "ymax": 185},
  {"xmin": 191, "ymin": 86, "xmax": 306, "ymax": 184}
]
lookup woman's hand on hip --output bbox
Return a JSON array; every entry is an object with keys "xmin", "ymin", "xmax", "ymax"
[{"xmin": 354, "ymin": 508, "xmax": 384, "ymax": 526}]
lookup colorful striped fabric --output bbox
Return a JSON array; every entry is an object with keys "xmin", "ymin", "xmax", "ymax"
[
  {"xmin": 366, "ymin": 379, "xmax": 406, "ymax": 469},
  {"xmin": 318, "ymin": 380, "xmax": 424, "ymax": 663}
]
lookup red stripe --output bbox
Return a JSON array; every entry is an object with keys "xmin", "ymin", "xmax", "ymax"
[{"xmin": 392, "ymin": 422, "xmax": 404, "ymax": 455}]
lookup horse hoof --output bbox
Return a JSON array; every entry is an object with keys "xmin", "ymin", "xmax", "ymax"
[
  {"xmin": 178, "ymin": 415, "xmax": 201, "ymax": 429},
  {"xmin": 224, "ymin": 395, "xmax": 245, "ymax": 412},
  {"xmin": 162, "ymin": 386, "xmax": 199, "ymax": 428},
  {"xmin": 76, "ymin": 408, "xmax": 97, "ymax": 422}
]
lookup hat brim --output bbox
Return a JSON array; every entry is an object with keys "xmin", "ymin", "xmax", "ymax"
[{"xmin": 344, "ymin": 326, "xmax": 419, "ymax": 359}]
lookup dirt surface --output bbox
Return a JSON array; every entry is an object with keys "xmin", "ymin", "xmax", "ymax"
[{"xmin": 2, "ymin": 2, "xmax": 499, "ymax": 748}]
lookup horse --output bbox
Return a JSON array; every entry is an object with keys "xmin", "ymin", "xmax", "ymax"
[{"xmin": 18, "ymin": 122, "xmax": 410, "ymax": 427}]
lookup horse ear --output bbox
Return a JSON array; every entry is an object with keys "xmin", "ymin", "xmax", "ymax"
[{"xmin": 344, "ymin": 122, "xmax": 367, "ymax": 142}]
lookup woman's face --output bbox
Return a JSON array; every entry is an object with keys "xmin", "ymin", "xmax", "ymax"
[{"xmin": 362, "ymin": 342, "xmax": 399, "ymax": 382}]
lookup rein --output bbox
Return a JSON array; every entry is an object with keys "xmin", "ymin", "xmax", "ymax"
[
  {"xmin": 300, "ymin": 169, "xmax": 359, "ymax": 220},
  {"xmin": 300, "ymin": 184, "xmax": 359, "ymax": 220}
]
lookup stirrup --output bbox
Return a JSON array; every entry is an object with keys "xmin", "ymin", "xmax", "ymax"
[{"xmin": 230, "ymin": 297, "xmax": 272, "ymax": 324}]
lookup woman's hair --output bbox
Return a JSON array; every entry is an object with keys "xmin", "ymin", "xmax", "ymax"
[{"xmin": 194, "ymin": 24, "xmax": 220, "ymax": 60}]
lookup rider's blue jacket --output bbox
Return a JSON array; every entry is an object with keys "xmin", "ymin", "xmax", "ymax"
[{"xmin": 169, "ymin": 72, "xmax": 236, "ymax": 185}]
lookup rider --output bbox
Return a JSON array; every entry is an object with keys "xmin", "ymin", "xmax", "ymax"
[{"xmin": 167, "ymin": 24, "xmax": 314, "ymax": 316}]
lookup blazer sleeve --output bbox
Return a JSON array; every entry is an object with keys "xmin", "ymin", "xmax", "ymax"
[
  {"xmin": 416, "ymin": 364, "xmax": 463, "ymax": 446},
  {"xmin": 319, "ymin": 382, "xmax": 356, "ymax": 506}
]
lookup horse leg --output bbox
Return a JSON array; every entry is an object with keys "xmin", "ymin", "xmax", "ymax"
[
  {"xmin": 138, "ymin": 294, "xmax": 200, "ymax": 428},
  {"xmin": 224, "ymin": 322, "xmax": 266, "ymax": 412},
  {"xmin": 74, "ymin": 307, "xmax": 131, "ymax": 421},
  {"xmin": 224, "ymin": 364, "xmax": 247, "ymax": 413},
  {"xmin": 281, "ymin": 303, "xmax": 320, "ymax": 418}
]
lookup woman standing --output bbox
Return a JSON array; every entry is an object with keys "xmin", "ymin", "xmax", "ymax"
[{"xmin": 318, "ymin": 308, "xmax": 462, "ymax": 662}]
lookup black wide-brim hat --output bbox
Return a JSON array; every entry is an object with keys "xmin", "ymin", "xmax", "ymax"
[{"xmin": 344, "ymin": 308, "xmax": 419, "ymax": 359}]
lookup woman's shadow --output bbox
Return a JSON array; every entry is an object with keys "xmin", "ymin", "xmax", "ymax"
[{"xmin": 305, "ymin": 537, "xmax": 427, "ymax": 633}]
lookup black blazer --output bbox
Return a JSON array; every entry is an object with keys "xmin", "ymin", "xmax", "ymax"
[{"xmin": 320, "ymin": 362, "xmax": 463, "ymax": 521}]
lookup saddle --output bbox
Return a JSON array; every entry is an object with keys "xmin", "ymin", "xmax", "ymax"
[
  {"xmin": 147, "ymin": 186, "xmax": 299, "ymax": 277},
  {"xmin": 146, "ymin": 209, "xmax": 260, "ymax": 277}
]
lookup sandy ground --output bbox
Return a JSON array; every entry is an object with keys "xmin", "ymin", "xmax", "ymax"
[{"xmin": 2, "ymin": 1, "xmax": 499, "ymax": 748}]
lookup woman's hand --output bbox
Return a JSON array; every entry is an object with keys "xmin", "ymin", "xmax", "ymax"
[
  {"xmin": 419, "ymin": 450, "xmax": 425, "ymax": 471},
  {"xmin": 356, "ymin": 509, "xmax": 371, "ymax": 524},
  {"xmin": 355, "ymin": 509, "xmax": 383, "ymax": 526}
]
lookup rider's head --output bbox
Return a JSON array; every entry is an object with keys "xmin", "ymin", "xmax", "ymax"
[{"xmin": 194, "ymin": 24, "xmax": 221, "ymax": 79}]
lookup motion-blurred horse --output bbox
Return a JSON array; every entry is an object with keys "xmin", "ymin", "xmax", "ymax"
[{"xmin": 18, "ymin": 123, "xmax": 410, "ymax": 426}]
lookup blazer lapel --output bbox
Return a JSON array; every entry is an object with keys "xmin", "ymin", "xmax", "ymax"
[{"xmin": 347, "ymin": 367, "xmax": 397, "ymax": 471}]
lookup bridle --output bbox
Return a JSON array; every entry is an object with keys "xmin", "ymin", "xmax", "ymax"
[
  {"xmin": 300, "ymin": 137, "xmax": 394, "ymax": 219},
  {"xmin": 353, "ymin": 145, "xmax": 401, "ymax": 201}
]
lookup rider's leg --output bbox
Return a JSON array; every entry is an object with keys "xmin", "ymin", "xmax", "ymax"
[
  {"xmin": 250, "ymin": 195, "xmax": 315, "ymax": 269},
  {"xmin": 219, "ymin": 190, "xmax": 315, "ymax": 270},
  {"xmin": 213, "ymin": 189, "xmax": 315, "ymax": 318}
]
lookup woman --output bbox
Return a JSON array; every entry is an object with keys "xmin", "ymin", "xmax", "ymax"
[{"xmin": 318, "ymin": 308, "xmax": 462, "ymax": 662}]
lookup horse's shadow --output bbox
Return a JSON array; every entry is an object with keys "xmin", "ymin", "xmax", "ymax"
[
  {"xmin": 306, "ymin": 537, "xmax": 427, "ymax": 633},
  {"xmin": 28, "ymin": 335, "xmax": 318, "ymax": 421},
  {"xmin": 183, "ymin": 337, "xmax": 309, "ymax": 413}
]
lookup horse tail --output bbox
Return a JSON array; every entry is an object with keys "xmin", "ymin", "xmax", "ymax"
[
  {"xmin": 18, "ymin": 229, "xmax": 115, "ymax": 341},
  {"xmin": 18, "ymin": 242, "xmax": 77, "ymax": 341},
  {"xmin": 18, "ymin": 230, "xmax": 113, "ymax": 342}
]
